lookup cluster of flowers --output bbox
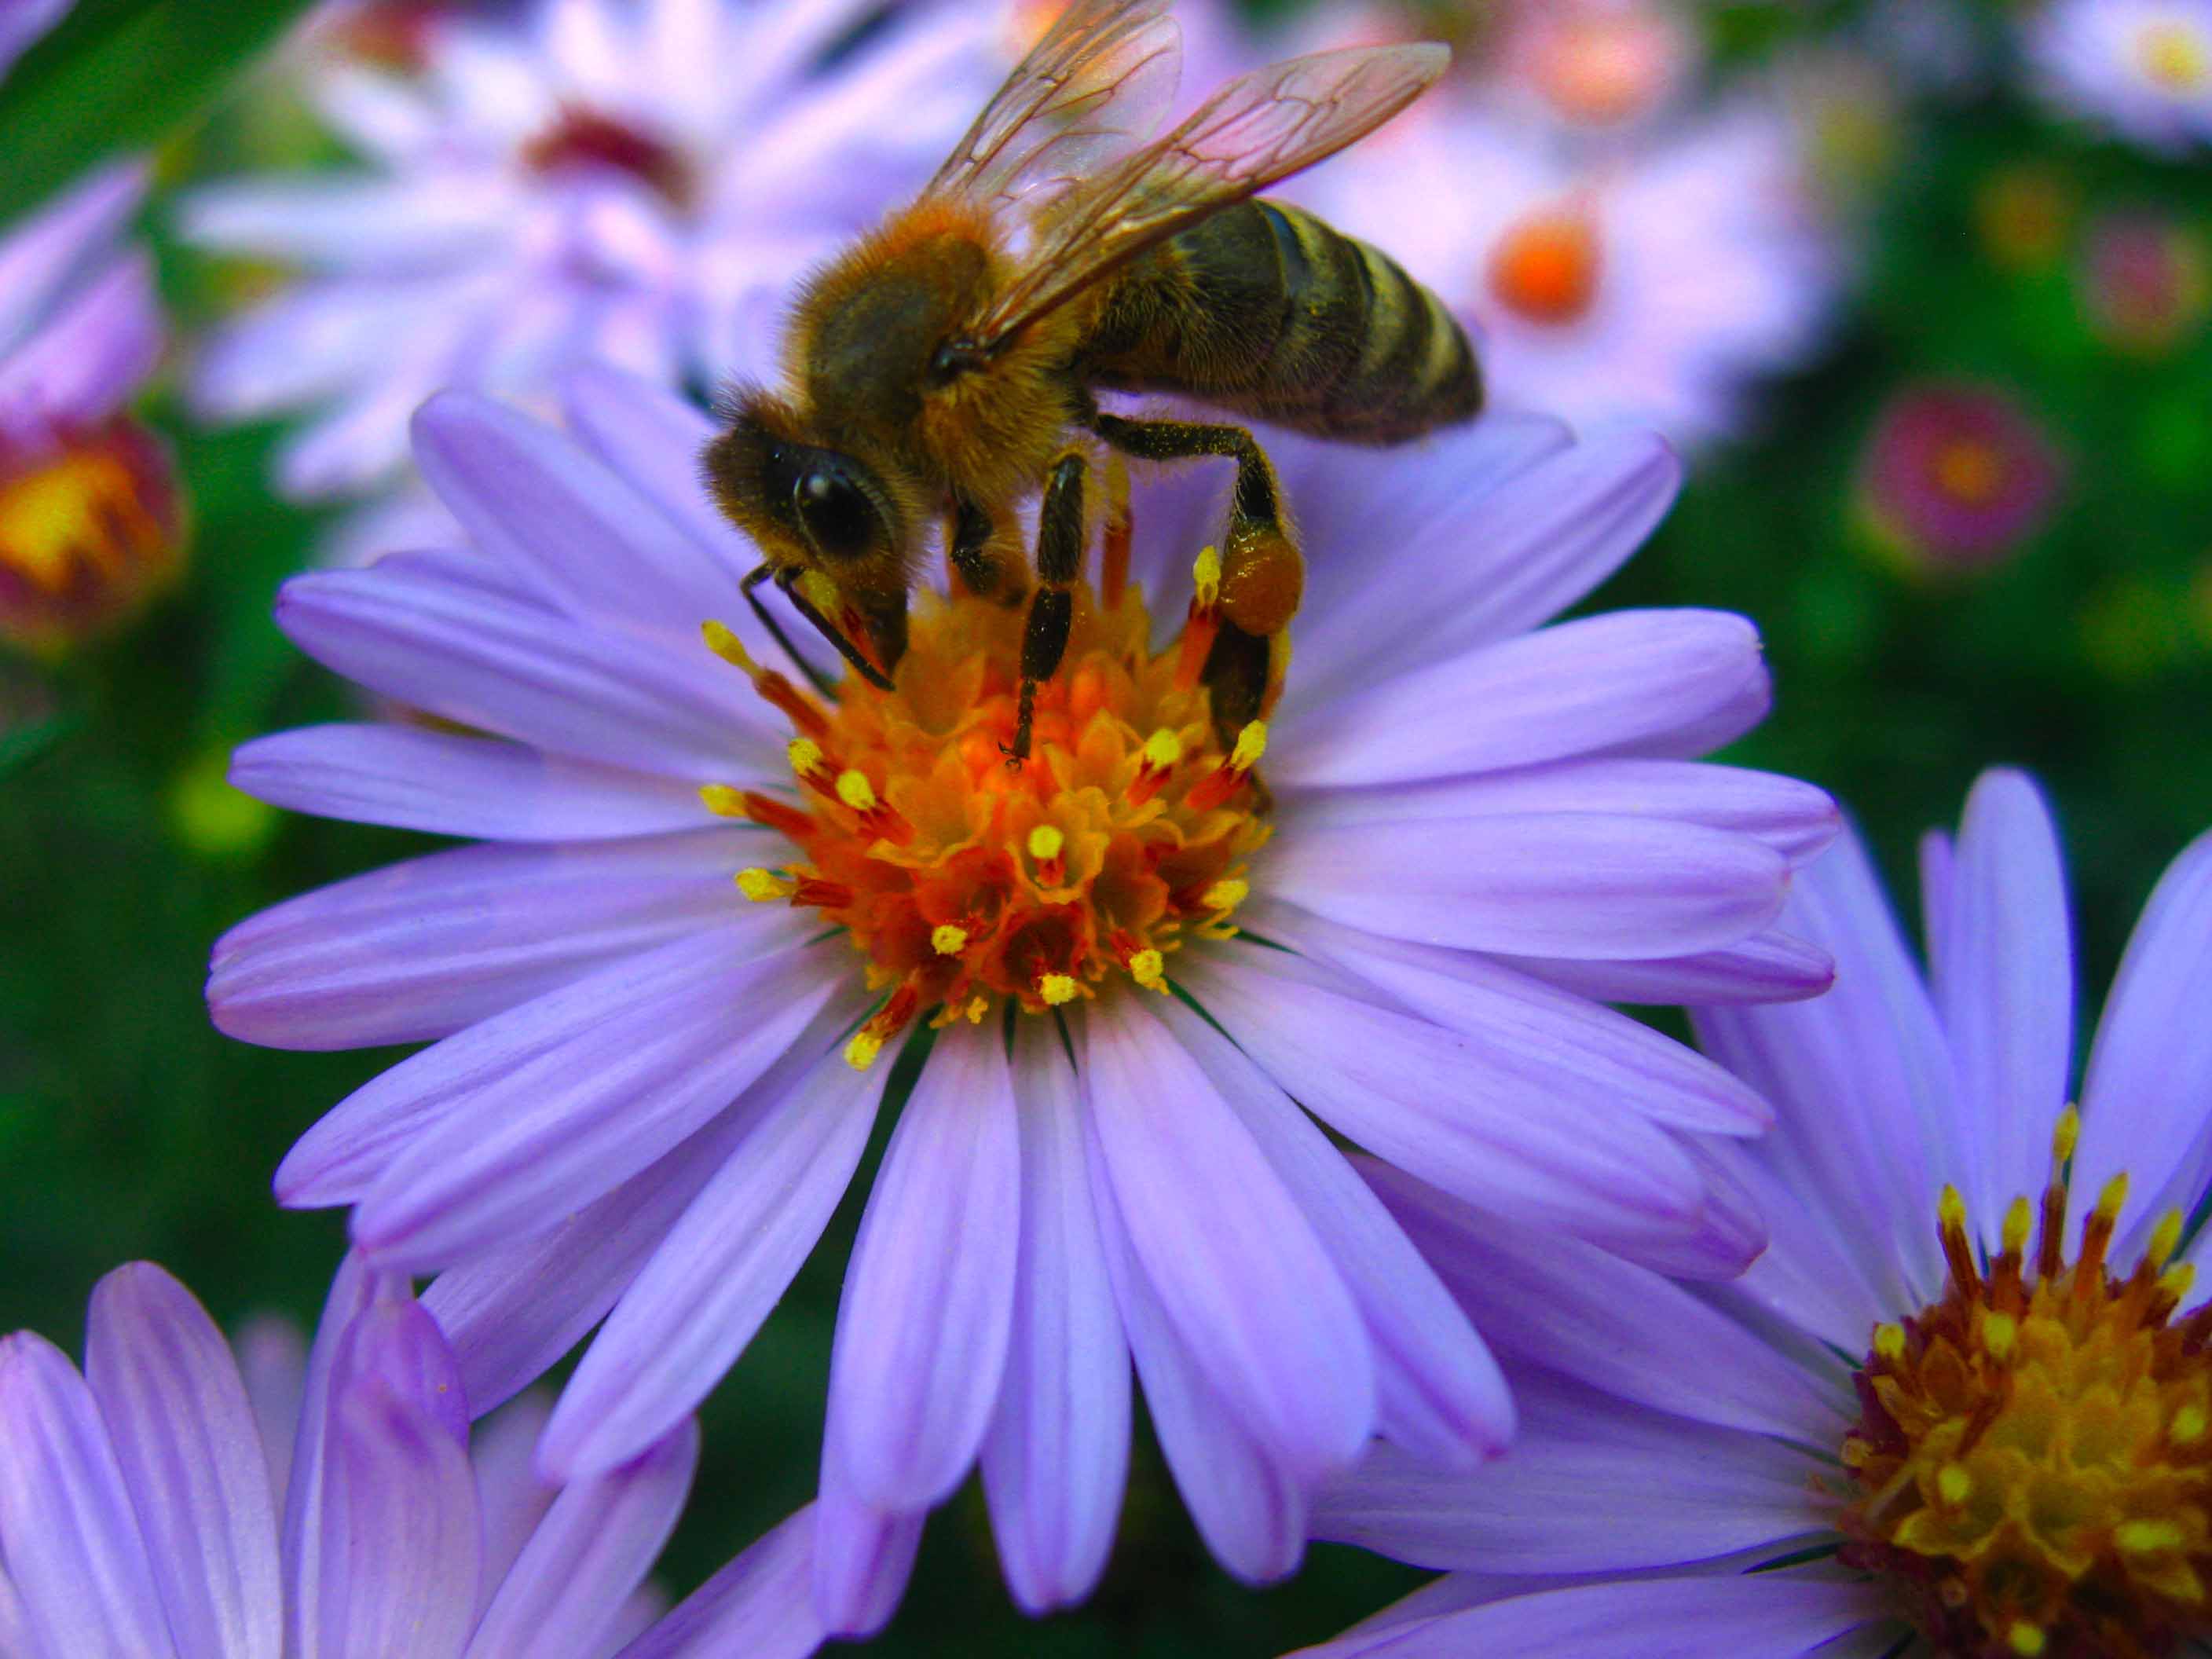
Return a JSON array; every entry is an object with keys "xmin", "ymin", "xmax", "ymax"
[{"xmin": 4, "ymin": 0, "xmax": 2212, "ymax": 1654}]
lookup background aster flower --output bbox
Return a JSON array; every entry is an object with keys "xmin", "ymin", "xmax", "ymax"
[
  {"xmin": 177, "ymin": 0, "xmax": 1000, "ymax": 539},
  {"xmin": 205, "ymin": 364, "xmax": 1836, "ymax": 1629},
  {"xmin": 0, "ymin": 1254, "xmax": 823, "ymax": 1659},
  {"xmin": 1856, "ymin": 379, "xmax": 2065, "ymax": 573},
  {"xmin": 1297, "ymin": 767, "xmax": 2212, "ymax": 1658},
  {"xmin": 2027, "ymin": 0, "xmax": 2212, "ymax": 156}
]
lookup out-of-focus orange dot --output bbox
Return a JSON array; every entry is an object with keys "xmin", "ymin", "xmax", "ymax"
[{"xmin": 1487, "ymin": 209, "xmax": 1602, "ymax": 325}]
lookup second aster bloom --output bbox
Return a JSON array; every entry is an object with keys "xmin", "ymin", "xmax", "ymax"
[
  {"xmin": 0, "ymin": 163, "xmax": 181, "ymax": 654},
  {"xmin": 1858, "ymin": 381, "xmax": 2065, "ymax": 573},
  {"xmin": 1301, "ymin": 769, "xmax": 2212, "ymax": 1658},
  {"xmin": 207, "ymin": 369, "xmax": 1836, "ymax": 1628},
  {"xmin": 2027, "ymin": 0, "xmax": 2212, "ymax": 156},
  {"xmin": 0, "ymin": 1255, "xmax": 823, "ymax": 1658}
]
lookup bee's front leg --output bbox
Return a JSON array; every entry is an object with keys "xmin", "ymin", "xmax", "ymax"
[{"xmin": 1006, "ymin": 450, "xmax": 1087, "ymax": 767}]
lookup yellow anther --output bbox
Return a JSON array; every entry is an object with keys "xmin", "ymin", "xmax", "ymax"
[
  {"xmin": 701, "ymin": 618, "xmax": 760, "ymax": 673},
  {"xmin": 1873, "ymin": 1323, "xmax": 1906, "ymax": 1361},
  {"xmin": 1937, "ymin": 1464, "xmax": 1973, "ymax": 1505},
  {"xmin": 2001, "ymin": 1196, "xmax": 2032, "ymax": 1256},
  {"xmin": 2117, "ymin": 1519, "xmax": 2185, "ymax": 1554},
  {"xmin": 788, "ymin": 738, "xmax": 826, "ymax": 778},
  {"xmin": 1192, "ymin": 544, "xmax": 1221, "ymax": 604},
  {"xmin": 1227, "ymin": 720, "xmax": 1268, "ymax": 772},
  {"xmin": 2148, "ymin": 1210, "xmax": 2185, "ymax": 1268},
  {"xmin": 2052, "ymin": 1105, "xmax": 2080, "ymax": 1164},
  {"xmin": 1141, "ymin": 727, "xmax": 1183, "ymax": 770},
  {"xmin": 931, "ymin": 924, "xmax": 970, "ymax": 957},
  {"xmin": 844, "ymin": 1029, "xmax": 884, "ymax": 1071},
  {"xmin": 1038, "ymin": 973, "xmax": 1079, "ymax": 1006},
  {"xmin": 1982, "ymin": 1311, "xmax": 2018, "ymax": 1360},
  {"xmin": 1128, "ymin": 948, "xmax": 1166, "ymax": 991},
  {"xmin": 2173, "ymin": 1404, "xmax": 2207, "ymax": 1444},
  {"xmin": 734, "ymin": 867, "xmax": 791, "ymax": 903},
  {"xmin": 835, "ymin": 769, "xmax": 877, "ymax": 812},
  {"xmin": 1027, "ymin": 824, "xmax": 1065, "ymax": 862},
  {"xmin": 699, "ymin": 784, "xmax": 749, "ymax": 817},
  {"xmin": 2159, "ymin": 1262, "xmax": 2196, "ymax": 1301},
  {"xmin": 1200, "ymin": 878, "xmax": 1249, "ymax": 912},
  {"xmin": 2094, "ymin": 1172, "xmax": 2130, "ymax": 1221},
  {"xmin": 963, "ymin": 995, "xmax": 989, "ymax": 1024},
  {"xmin": 2008, "ymin": 1621, "xmax": 2045, "ymax": 1657},
  {"xmin": 1939, "ymin": 1185, "xmax": 1968, "ymax": 1232}
]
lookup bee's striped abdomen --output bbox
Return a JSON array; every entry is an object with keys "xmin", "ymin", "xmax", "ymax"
[{"xmin": 1083, "ymin": 198, "xmax": 1481, "ymax": 445}]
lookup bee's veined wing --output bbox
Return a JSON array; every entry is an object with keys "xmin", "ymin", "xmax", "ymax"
[
  {"xmin": 965, "ymin": 42, "xmax": 1449, "ymax": 353},
  {"xmin": 926, "ymin": 0, "xmax": 1181, "ymax": 213}
]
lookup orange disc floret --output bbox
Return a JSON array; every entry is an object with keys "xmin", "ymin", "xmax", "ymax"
[{"xmin": 708, "ymin": 562, "xmax": 1272, "ymax": 1066}]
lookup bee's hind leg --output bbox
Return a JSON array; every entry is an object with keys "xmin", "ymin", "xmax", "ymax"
[
  {"xmin": 1006, "ymin": 449, "xmax": 1087, "ymax": 767},
  {"xmin": 1090, "ymin": 413, "xmax": 1300, "ymax": 741}
]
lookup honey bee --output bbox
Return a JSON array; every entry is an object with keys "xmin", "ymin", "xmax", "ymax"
[{"xmin": 705, "ymin": 0, "xmax": 1481, "ymax": 763}]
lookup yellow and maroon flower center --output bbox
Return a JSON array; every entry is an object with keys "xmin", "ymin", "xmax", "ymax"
[
  {"xmin": 700, "ymin": 551, "xmax": 1272, "ymax": 1070},
  {"xmin": 1839, "ymin": 1110, "xmax": 2212, "ymax": 1658},
  {"xmin": 1931, "ymin": 437, "xmax": 2009, "ymax": 509},
  {"xmin": 522, "ymin": 107, "xmax": 694, "ymax": 208},
  {"xmin": 0, "ymin": 419, "xmax": 184, "ymax": 655},
  {"xmin": 1487, "ymin": 207, "xmax": 1604, "ymax": 327},
  {"xmin": 2138, "ymin": 20, "xmax": 2212, "ymax": 92}
]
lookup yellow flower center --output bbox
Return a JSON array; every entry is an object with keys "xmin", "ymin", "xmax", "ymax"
[
  {"xmin": 2138, "ymin": 20, "xmax": 2212, "ymax": 92},
  {"xmin": 1840, "ymin": 1110, "xmax": 2212, "ymax": 1657},
  {"xmin": 0, "ymin": 421, "xmax": 182, "ymax": 655},
  {"xmin": 1533, "ymin": 13, "xmax": 1679, "ymax": 126},
  {"xmin": 1487, "ymin": 208, "xmax": 1604, "ymax": 327},
  {"xmin": 1932, "ymin": 438, "xmax": 2008, "ymax": 508},
  {"xmin": 701, "ymin": 554, "xmax": 1271, "ymax": 1069}
]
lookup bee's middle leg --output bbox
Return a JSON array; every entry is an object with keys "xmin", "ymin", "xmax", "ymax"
[
  {"xmin": 1006, "ymin": 450, "xmax": 1087, "ymax": 767},
  {"xmin": 947, "ymin": 496, "xmax": 1027, "ymax": 606}
]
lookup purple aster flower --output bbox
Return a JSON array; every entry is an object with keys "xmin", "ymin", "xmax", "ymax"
[
  {"xmin": 0, "ymin": 0, "xmax": 71, "ymax": 81},
  {"xmin": 178, "ymin": 0, "xmax": 1002, "ymax": 533},
  {"xmin": 1299, "ymin": 767, "xmax": 2212, "ymax": 1658},
  {"xmin": 2027, "ymin": 0, "xmax": 2212, "ymax": 156},
  {"xmin": 0, "ymin": 161, "xmax": 181, "ymax": 655},
  {"xmin": 206, "ymin": 365, "xmax": 1837, "ymax": 1628},
  {"xmin": 2079, "ymin": 208, "xmax": 2212, "ymax": 355},
  {"xmin": 0, "ymin": 1254, "xmax": 824, "ymax": 1659},
  {"xmin": 1857, "ymin": 381, "xmax": 2064, "ymax": 573}
]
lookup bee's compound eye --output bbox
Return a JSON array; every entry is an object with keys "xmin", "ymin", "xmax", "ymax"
[{"xmin": 794, "ymin": 465, "xmax": 877, "ymax": 560}]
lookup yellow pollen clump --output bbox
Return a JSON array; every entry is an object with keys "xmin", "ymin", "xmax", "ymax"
[
  {"xmin": 1838, "ymin": 1125, "xmax": 2212, "ymax": 1658},
  {"xmin": 2139, "ymin": 20, "xmax": 2211, "ymax": 90},
  {"xmin": 699, "ymin": 785, "xmax": 749, "ymax": 818},
  {"xmin": 1192, "ymin": 545, "xmax": 1222, "ymax": 606},
  {"xmin": 697, "ymin": 568, "xmax": 1273, "ymax": 1052},
  {"xmin": 0, "ymin": 420, "xmax": 183, "ymax": 654}
]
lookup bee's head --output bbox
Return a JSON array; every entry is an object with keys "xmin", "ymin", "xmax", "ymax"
[{"xmin": 703, "ymin": 386, "xmax": 912, "ymax": 683}]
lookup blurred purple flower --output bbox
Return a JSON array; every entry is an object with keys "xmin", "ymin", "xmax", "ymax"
[
  {"xmin": 2027, "ymin": 0, "xmax": 2212, "ymax": 155},
  {"xmin": 0, "ymin": 1254, "xmax": 823, "ymax": 1659},
  {"xmin": 1858, "ymin": 380, "xmax": 2064, "ymax": 572},
  {"xmin": 2080, "ymin": 207, "xmax": 2212, "ymax": 354},
  {"xmin": 205, "ymin": 367, "xmax": 1836, "ymax": 1629},
  {"xmin": 0, "ymin": 0, "xmax": 71, "ymax": 81},
  {"xmin": 0, "ymin": 162, "xmax": 182, "ymax": 654},
  {"xmin": 1286, "ymin": 88, "xmax": 1843, "ymax": 450},
  {"xmin": 177, "ymin": 0, "xmax": 1002, "ymax": 522},
  {"xmin": 1295, "ymin": 769, "xmax": 2212, "ymax": 1658}
]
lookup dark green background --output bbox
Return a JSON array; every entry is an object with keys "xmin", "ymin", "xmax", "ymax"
[{"xmin": 5, "ymin": 1, "xmax": 2210, "ymax": 1651}]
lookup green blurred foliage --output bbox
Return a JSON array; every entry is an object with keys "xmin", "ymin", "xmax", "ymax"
[{"xmin": 5, "ymin": 1, "xmax": 2212, "ymax": 1654}]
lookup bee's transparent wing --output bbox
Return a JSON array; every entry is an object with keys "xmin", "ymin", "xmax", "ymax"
[
  {"xmin": 967, "ymin": 42, "xmax": 1448, "ymax": 352},
  {"xmin": 927, "ymin": 0, "xmax": 1182, "ymax": 213}
]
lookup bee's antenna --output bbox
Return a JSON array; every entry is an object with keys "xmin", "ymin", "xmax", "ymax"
[{"xmin": 740, "ymin": 563, "xmax": 837, "ymax": 698}]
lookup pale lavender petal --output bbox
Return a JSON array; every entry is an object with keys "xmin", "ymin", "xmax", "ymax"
[
  {"xmin": 210, "ymin": 829, "xmax": 767, "ymax": 1050},
  {"xmin": 557, "ymin": 363, "xmax": 755, "ymax": 588},
  {"xmin": 614, "ymin": 1505, "xmax": 823, "ymax": 1659},
  {"xmin": 0, "ymin": 0, "xmax": 69, "ymax": 86},
  {"xmin": 177, "ymin": 177, "xmax": 512, "ymax": 266},
  {"xmin": 1177, "ymin": 947, "xmax": 1712, "ymax": 1258},
  {"xmin": 1294, "ymin": 1574, "xmax": 1884, "ymax": 1659},
  {"xmin": 810, "ymin": 1487, "xmax": 923, "ymax": 1639},
  {"xmin": 1918, "ymin": 828, "xmax": 1956, "ymax": 983},
  {"xmin": 83, "ymin": 1263, "xmax": 282, "ymax": 1659},
  {"xmin": 468, "ymin": 1393, "xmax": 554, "ymax": 1617},
  {"xmin": 422, "ymin": 997, "xmax": 860, "ymax": 1416},
  {"xmin": 312, "ymin": 1304, "xmax": 478, "ymax": 1659},
  {"xmin": 412, "ymin": 393, "xmax": 738, "ymax": 639},
  {"xmin": 464, "ymin": 1420, "xmax": 698, "ymax": 1659},
  {"xmin": 1082, "ymin": 994, "xmax": 1374, "ymax": 1481},
  {"xmin": 0, "ymin": 161, "xmax": 144, "ymax": 358},
  {"xmin": 231, "ymin": 724, "xmax": 709, "ymax": 841},
  {"xmin": 1936, "ymin": 769, "xmax": 2073, "ymax": 1232},
  {"xmin": 1148, "ymin": 994, "xmax": 1511, "ymax": 1465},
  {"xmin": 1274, "ymin": 610, "xmax": 1770, "ymax": 792},
  {"xmin": 2076, "ymin": 826, "xmax": 2212, "ymax": 1247},
  {"xmin": 273, "ymin": 564, "xmax": 779, "ymax": 780},
  {"xmin": 1086, "ymin": 1137, "xmax": 1307, "ymax": 1584},
  {"xmin": 0, "ymin": 1559, "xmax": 22, "ymax": 1658},
  {"xmin": 0, "ymin": 249, "xmax": 162, "ymax": 430},
  {"xmin": 1312, "ymin": 1379, "xmax": 1818, "ymax": 1572},
  {"xmin": 1262, "ymin": 811, "xmax": 1788, "ymax": 961},
  {"xmin": 0, "ymin": 1331, "xmax": 178, "ymax": 1659},
  {"xmin": 1363, "ymin": 1161, "xmax": 1841, "ymax": 1442},
  {"xmin": 823, "ymin": 1020, "xmax": 1020, "ymax": 1511},
  {"xmin": 1495, "ymin": 932, "xmax": 1835, "ymax": 1006},
  {"xmin": 346, "ymin": 933, "xmax": 845, "ymax": 1271},
  {"xmin": 1251, "ymin": 899, "xmax": 1772, "ymax": 1137},
  {"xmin": 234, "ymin": 1319, "xmax": 305, "ymax": 1504},
  {"xmin": 544, "ymin": 1051, "xmax": 881, "ymax": 1478},
  {"xmin": 979, "ymin": 1029, "xmax": 1130, "ymax": 1614}
]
